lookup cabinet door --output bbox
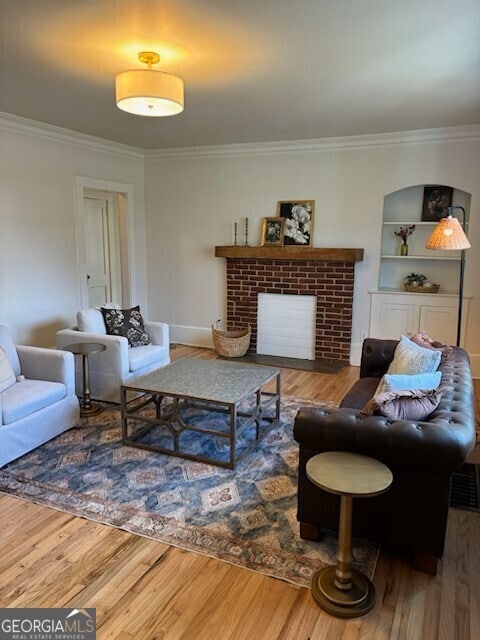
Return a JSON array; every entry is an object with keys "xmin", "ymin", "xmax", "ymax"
[
  {"xmin": 370, "ymin": 299, "xmax": 419, "ymax": 339},
  {"xmin": 419, "ymin": 305, "xmax": 457, "ymax": 344}
]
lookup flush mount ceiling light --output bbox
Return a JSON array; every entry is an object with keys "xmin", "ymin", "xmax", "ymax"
[{"xmin": 115, "ymin": 51, "xmax": 184, "ymax": 117}]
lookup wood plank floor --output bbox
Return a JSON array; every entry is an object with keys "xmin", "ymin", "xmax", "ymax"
[{"xmin": 0, "ymin": 344, "xmax": 478, "ymax": 639}]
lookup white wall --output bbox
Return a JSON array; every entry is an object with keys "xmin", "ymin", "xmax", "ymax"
[
  {"xmin": 0, "ymin": 115, "xmax": 146, "ymax": 346},
  {"xmin": 144, "ymin": 129, "xmax": 480, "ymax": 374},
  {"xmin": 1, "ymin": 116, "xmax": 478, "ymax": 377}
]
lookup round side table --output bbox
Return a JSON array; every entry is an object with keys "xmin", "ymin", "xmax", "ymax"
[
  {"xmin": 62, "ymin": 342, "xmax": 106, "ymax": 416},
  {"xmin": 306, "ymin": 451, "xmax": 392, "ymax": 618}
]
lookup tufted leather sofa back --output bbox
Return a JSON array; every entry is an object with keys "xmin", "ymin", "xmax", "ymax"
[
  {"xmin": 360, "ymin": 338, "xmax": 398, "ymax": 379},
  {"xmin": 359, "ymin": 338, "xmax": 475, "ymax": 440}
]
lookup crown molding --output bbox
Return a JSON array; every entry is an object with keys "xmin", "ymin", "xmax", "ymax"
[
  {"xmin": 0, "ymin": 111, "xmax": 144, "ymax": 160},
  {"xmin": 144, "ymin": 124, "xmax": 480, "ymax": 160},
  {"xmin": 1, "ymin": 111, "xmax": 478, "ymax": 161}
]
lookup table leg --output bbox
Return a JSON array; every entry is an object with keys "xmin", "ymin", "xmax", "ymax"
[
  {"xmin": 79, "ymin": 353, "xmax": 102, "ymax": 417},
  {"xmin": 121, "ymin": 386, "xmax": 128, "ymax": 442},
  {"xmin": 229, "ymin": 403, "xmax": 237, "ymax": 469},
  {"xmin": 275, "ymin": 372, "xmax": 281, "ymax": 420},
  {"xmin": 311, "ymin": 494, "xmax": 375, "ymax": 618},
  {"xmin": 335, "ymin": 495, "xmax": 353, "ymax": 590},
  {"xmin": 255, "ymin": 389, "xmax": 262, "ymax": 439},
  {"xmin": 82, "ymin": 354, "xmax": 91, "ymax": 410},
  {"xmin": 153, "ymin": 394, "xmax": 164, "ymax": 419}
]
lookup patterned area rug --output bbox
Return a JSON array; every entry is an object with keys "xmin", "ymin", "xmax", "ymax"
[{"xmin": 0, "ymin": 396, "xmax": 379, "ymax": 587}]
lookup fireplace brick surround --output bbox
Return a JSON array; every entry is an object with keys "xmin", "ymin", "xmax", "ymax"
[{"xmin": 216, "ymin": 247, "xmax": 364, "ymax": 363}]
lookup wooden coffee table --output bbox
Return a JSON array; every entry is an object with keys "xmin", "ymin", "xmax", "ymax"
[{"xmin": 121, "ymin": 358, "xmax": 281, "ymax": 469}]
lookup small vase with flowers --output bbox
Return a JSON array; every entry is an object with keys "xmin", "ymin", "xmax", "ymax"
[{"xmin": 394, "ymin": 225, "xmax": 416, "ymax": 256}]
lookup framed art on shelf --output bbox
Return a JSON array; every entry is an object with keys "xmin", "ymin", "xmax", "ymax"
[
  {"xmin": 277, "ymin": 200, "xmax": 314, "ymax": 246},
  {"xmin": 261, "ymin": 217, "xmax": 284, "ymax": 246},
  {"xmin": 421, "ymin": 186, "xmax": 453, "ymax": 221}
]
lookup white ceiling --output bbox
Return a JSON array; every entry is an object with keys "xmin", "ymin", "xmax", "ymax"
[{"xmin": 1, "ymin": 0, "xmax": 479, "ymax": 149}]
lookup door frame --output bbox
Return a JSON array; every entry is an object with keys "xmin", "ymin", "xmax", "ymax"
[{"xmin": 74, "ymin": 176, "xmax": 136, "ymax": 309}]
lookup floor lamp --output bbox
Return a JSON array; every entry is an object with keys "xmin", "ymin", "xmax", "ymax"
[{"xmin": 425, "ymin": 206, "xmax": 471, "ymax": 347}]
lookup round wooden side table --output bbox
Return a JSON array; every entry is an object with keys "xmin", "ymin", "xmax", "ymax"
[
  {"xmin": 306, "ymin": 451, "xmax": 392, "ymax": 618},
  {"xmin": 62, "ymin": 342, "xmax": 106, "ymax": 416}
]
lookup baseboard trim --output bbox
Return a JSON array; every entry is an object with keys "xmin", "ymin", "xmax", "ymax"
[{"xmin": 170, "ymin": 325, "xmax": 214, "ymax": 349}]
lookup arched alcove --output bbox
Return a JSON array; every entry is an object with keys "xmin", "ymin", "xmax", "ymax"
[
  {"xmin": 368, "ymin": 184, "xmax": 472, "ymax": 346},
  {"xmin": 380, "ymin": 184, "xmax": 471, "ymax": 292}
]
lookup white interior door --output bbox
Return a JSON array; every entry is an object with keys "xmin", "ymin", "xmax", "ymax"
[
  {"xmin": 84, "ymin": 194, "xmax": 122, "ymax": 308},
  {"xmin": 75, "ymin": 177, "xmax": 135, "ymax": 311}
]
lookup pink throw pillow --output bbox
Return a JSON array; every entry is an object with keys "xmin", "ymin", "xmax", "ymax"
[
  {"xmin": 361, "ymin": 388, "xmax": 442, "ymax": 421},
  {"xmin": 410, "ymin": 332, "xmax": 453, "ymax": 363}
]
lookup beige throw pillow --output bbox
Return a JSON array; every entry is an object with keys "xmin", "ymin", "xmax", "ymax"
[{"xmin": 387, "ymin": 335, "xmax": 441, "ymax": 375}]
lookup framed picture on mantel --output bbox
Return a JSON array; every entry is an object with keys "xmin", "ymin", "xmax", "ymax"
[
  {"xmin": 277, "ymin": 200, "xmax": 314, "ymax": 246},
  {"xmin": 421, "ymin": 186, "xmax": 453, "ymax": 221},
  {"xmin": 261, "ymin": 217, "xmax": 284, "ymax": 246}
]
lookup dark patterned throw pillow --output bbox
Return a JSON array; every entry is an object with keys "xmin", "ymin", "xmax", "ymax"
[{"xmin": 100, "ymin": 306, "xmax": 150, "ymax": 347}]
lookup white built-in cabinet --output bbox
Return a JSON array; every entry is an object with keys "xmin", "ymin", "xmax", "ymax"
[
  {"xmin": 369, "ymin": 291, "xmax": 469, "ymax": 345},
  {"xmin": 369, "ymin": 185, "xmax": 471, "ymax": 345}
]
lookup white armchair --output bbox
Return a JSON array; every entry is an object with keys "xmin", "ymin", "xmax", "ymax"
[
  {"xmin": 0, "ymin": 325, "xmax": 79, "ymax": 467},
  {"xmin": 56, "ymin": 308, "xmax": 170, "ymax": 403}
]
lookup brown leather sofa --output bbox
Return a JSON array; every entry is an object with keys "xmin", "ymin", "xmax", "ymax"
[{"xmin": 294, "ymin": 338, "xmax": 476, "ymax": 574}]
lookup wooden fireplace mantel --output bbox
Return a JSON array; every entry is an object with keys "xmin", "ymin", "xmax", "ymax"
[{"xmin": 215, "ymin": 246, "xmax": 364, "ymax": 262}]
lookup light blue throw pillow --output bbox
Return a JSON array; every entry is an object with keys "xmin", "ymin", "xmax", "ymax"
[
  {"xmin": 387, "ymin": 335, "xmax": 441, "ymax": 375},
  {"xmin": 376, "ymin": 371, "xmax": 442, "ymax": 394}
]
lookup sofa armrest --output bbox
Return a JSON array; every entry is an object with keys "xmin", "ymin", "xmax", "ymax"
[
  {"xmin": 16, "ymin": 346, "xmax": 76, "ymax": 396},
  {"xmin": 56, "ymin": 329, "xmax": 130, "ymax": 377},
  {"xmin": 145, "ymin": 321, "xmax": 169, "ymax": 347},
  {"xmin": 294, "ymin": 406, "xmax": 474, "ymax": 473}
]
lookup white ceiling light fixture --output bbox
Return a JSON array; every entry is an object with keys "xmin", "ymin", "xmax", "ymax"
[{"xmin": 115, "ymin": 51, "xmax": 184, "ymax": 117}]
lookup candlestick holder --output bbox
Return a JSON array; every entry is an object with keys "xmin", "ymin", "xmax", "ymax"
[{"xmin": 244, "ymin": 217, "xmax": 249, "ymax": 246}]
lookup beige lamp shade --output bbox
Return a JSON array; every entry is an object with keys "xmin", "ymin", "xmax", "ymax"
[
  {"xmin": 425, "ymin": 215, "xmax": 471, "ymax": 250},
  {"xmin": 116, "ymin": 69, "xmax": 184, "ymax": 117}
]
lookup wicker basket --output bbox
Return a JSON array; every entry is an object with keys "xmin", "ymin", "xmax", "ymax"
[
  {"xmin": 404, "ymin": 283, "xmax": 440, "ymax": 293},
  {"xmin": 211, "ymin": 325, "xmax": 251, "ymax": 357}
]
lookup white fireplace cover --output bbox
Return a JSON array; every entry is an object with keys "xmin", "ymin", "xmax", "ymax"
[{"xmin": 257, "ymin": 293, "xmax": 316, "ymax": 360}]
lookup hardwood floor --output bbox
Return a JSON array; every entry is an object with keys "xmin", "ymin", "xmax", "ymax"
[{"xmin": 0, "ymin": 344, "xmax": 478, "ymax": 639}]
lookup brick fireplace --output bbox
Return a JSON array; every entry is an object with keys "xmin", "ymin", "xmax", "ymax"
[{"xmin": 215, "ymin": 246, "xmax": 364, "ymax": 363}]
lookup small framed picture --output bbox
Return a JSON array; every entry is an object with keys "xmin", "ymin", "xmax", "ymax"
[
  {"xmin": 277, "ymin": 200, "xmax": 315, "ymax": 246},
  {"xmin": 421, "ymin": 186, "xmax": 453, "ymax": 221},
  {"xmin": 261, "ymin": 217, "xmax": 285, "ymax": 246}
]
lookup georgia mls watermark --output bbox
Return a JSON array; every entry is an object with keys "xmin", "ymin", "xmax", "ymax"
[{"xmin": 0, "ymin": 608, "xmax": 96, "ymax": 640}]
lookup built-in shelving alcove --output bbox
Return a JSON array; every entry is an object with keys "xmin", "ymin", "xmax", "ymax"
[
  {"xmin": 369, "ymin": 184, "xmax": 472, "ymax": 344},
  {"xmin": 378, "ymin": 184, "xmax": 471, "ymax": 293}
]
